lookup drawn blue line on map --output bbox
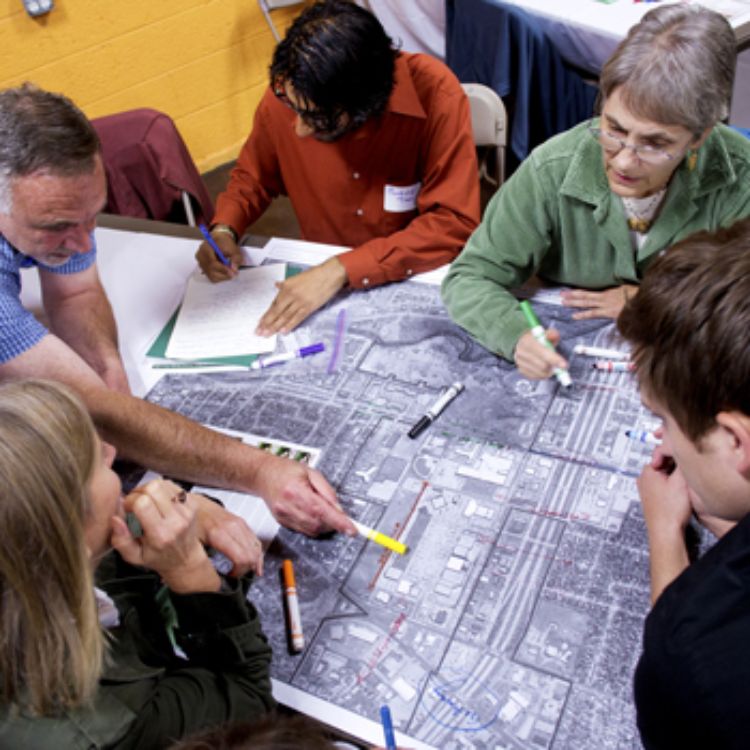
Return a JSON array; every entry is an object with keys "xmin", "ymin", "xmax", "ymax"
[{"xmin": 422, "ymin": 672, "xmax": 499, "ymax": 732}]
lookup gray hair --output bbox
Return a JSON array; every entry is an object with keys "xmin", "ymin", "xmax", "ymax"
[
  {"xmin": 0, "ymin": 83, "xmax": 100, "ymax": 213},
  {"xmin": 599, "ymin": 4, "xmax": 736, "ymax": 135}
]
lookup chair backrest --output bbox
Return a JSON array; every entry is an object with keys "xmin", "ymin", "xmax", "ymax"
[
  {"xmin": 92, "ymin": 108, "xmax": 214, "ymax": 226},
  {"xmin": 461, "ymin": 82, "xmax": 507, "ymax": 188},
  {"xmin": 258, "ymin": 0, "xmax": 306, "ymax": 42}
]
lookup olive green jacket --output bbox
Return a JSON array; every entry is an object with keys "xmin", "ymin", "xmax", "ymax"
[
  {"xmin": 442, "ymin": 121, "xmax": 750, "ymax": 360},
  {"xmin": 0, "ymin": 554, "xmax": 275, "ymax": 749}
]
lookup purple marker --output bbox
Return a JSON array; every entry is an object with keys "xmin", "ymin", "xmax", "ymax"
[{"xmin": 251, "ymin": 342, "xmax": 325, "ymax": 370}]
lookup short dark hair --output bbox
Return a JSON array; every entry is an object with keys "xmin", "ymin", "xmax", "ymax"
[
  {"xmin": 617, "ymin": 219, "xmax": 750, "ymax": 441},
  {"xmin": 270, "ymin": 0, "xmax": 397, "ymax": 136},
  {"xmin": 169, "ymin": 714, "xmax": 340, "ymax": 750}
]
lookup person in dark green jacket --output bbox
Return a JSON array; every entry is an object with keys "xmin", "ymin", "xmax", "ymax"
[
  {"xmin": 0, "ymin": 379, "xmax": 275, "ymax": 749},
  {"xmin": 442, "ymin": 4, "xmax": 750, "ymax": 382}
]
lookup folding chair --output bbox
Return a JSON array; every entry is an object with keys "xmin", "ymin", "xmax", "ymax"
[
  {"xmin": 258, "ymin": 0, "xmax": 306, "ymax": 42},
  {"xmin": 462, "ymin": 82, "xmax": 507, "ymax": 188},
  {"xmin": 92, "ymin": 108, "xmax": 214, "ymax": 226}
]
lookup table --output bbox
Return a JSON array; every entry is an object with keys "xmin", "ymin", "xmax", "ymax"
[
  {"xmin": 496, "ymin": 0, "xmax": 750, "ymax": 73},
  {"xmin": 43, "ymin": 218, "xmax": 669, "ymax": 748},
  {"xmin": 447, "ymin": 0, "xmax": 750, "ymax": 143},
  {"xmin": 446, "ymin": 0, "xmax": 600, "ymax": 165},
  {"xmin": 500, "ymin": 0, "xmax": 750, "ymax": 128},
  {"xmin": 357, "ymin": 0, "xmax": 446, "ymax": 59}
]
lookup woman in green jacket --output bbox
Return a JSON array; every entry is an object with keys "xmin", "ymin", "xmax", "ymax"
[
  {"xmin": 0, "ymin": 380, "xmax": 275, "ymax": 749},
  {"xmin": 442, "ymin": 4, "xmax": 750, "ymax": 381}
]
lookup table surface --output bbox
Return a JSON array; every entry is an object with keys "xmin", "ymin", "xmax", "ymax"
[
  {"xmin": 57, "ymin": 218, "xmax": 677, "ymax": 749},
  {"xmin": 450, "ymin": 0, "xmax": 750, "ymax": 130},
  {"xmin": 496, "ymin": 0, "xmax": 750, "ymax": 71}
]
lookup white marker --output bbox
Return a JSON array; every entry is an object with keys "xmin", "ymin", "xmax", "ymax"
[
  {"xmin": 251, "ymin": 343, "xmax": 325, "ymax": 370},
  {"xmin": 625, "ymin": 429, "xmax": 661, "ymax": 445},
  {"xmin": 573, "ymin": 344, "xmax": 630, "ymax": 360},
  {"xmin": 593, "ymin": 360, "xmax": 634, "ymax": 372}
]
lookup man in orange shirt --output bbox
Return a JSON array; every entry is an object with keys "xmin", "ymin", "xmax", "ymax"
[{"xmin": 196, "ymin": 0, "xmax": 480, "ymax": 334}]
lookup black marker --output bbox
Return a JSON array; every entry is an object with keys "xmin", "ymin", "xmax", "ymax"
[{"xmin": 408, "ymin": 382, "xmax": 464, "ymax": 439}]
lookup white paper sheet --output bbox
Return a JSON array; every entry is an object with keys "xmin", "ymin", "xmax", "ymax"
[
  {"xmin": 261, "ymin": 236, "xmax": 449, "ymax": 286},
  {"xmin": 166, "ymin": 264, "xmax": 285, "ymax": 360}
]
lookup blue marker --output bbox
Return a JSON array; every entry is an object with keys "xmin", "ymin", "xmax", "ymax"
[
  {"xmin": 380, "ymin": 705, "xmax": 397, "ymax": 750},
  {"xmin": 251, "ymin": 343, "xmax": 325, "ymax": 370},
  {"xmin": 198, "ymin": 222, "xmax": 232, "ymax": 267}
]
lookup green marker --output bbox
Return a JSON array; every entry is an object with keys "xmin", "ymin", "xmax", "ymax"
[{"xmin": 519, "ymin": 301, "xmax": 572, "ymax": 387}]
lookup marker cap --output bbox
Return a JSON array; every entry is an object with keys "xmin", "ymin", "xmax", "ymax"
[
  {"xmin": 300, "ymin": 343, "xmax": 325, "ymax": 356},
  {"xmin": 408, "ymin": 415, "xmax": 431, "ymax": 439},
  {"xmin": 282, "ymin": 559, "xmax": 297, "ymax": 588}
]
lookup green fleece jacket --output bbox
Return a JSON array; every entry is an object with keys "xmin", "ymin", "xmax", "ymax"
[{"xmin": 442, "ymin": 121, "xmax": 750, "ymax": 360}]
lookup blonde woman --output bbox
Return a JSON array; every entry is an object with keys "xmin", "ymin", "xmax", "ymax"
[{"xmin": 0, "ymin": 380, "xmax": 275, "ymax": 749}]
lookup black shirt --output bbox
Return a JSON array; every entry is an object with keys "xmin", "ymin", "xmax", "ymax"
[{"xmin": 634, "ymin": 512, "xmax": 750, "ymax": 749}]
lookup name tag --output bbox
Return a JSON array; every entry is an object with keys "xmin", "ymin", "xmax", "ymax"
[{"xmin": 384, "ymin": 182, "xmax": 421, "ymax": 213}]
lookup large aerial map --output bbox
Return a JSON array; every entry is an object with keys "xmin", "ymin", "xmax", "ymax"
[{"xmin": 148, "ymin": 276, "xmax": 660, "ymax": 750}]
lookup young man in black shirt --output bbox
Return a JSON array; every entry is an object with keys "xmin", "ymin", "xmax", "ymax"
[{"xmin": 618, "ymin": 219, "xmax": 750, "ymax": 750}]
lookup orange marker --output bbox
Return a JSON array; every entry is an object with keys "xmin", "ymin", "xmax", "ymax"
[{"xmin": 282, "ymin": 559, "xmax": 305, "ymax": 652}]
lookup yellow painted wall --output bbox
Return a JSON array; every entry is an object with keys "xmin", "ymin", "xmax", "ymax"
[{"xmin": 0, "ymin": 0, "xmax": 304, "ymax": 171}]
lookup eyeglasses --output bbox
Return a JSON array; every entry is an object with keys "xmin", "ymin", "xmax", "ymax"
[
  {"xmin": 273, "ymin": 79, "xmax": 342, "ymax": 135},
  {"xmin": 587, "ymin": 123, "xmax": 679, "ymax": 165}
]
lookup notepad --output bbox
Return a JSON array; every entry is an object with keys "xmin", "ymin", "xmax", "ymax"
[{"xmin": 165, "ymin": 264, "xmax": 285, "ymax": 360}]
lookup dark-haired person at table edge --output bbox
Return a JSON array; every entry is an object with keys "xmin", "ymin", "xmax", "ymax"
[{"xmin": 197, "ymin": 0, "xmax": 479, "ymax": 334}]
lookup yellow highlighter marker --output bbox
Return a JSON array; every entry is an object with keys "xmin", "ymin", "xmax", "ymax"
[{"xmin": 352, "ymin": 520, "xmax": 408, "ymax": 555}]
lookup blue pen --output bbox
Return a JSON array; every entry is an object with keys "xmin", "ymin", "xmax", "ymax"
[
  {"xmin": 198, "ymin": 222, "xmax": 232, "ymax": 267},
  {"xmin": 380, "ymin": 705, "xmax": 396, "ymax": 750},
  {"xmin": 251, "ymin": 342, "xmax": 325, "ymax": 370}
]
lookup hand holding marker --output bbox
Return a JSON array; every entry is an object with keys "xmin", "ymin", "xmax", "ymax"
[{"xmin": 519, "ymin": 301, "xmax": 572, "ymax": 387}]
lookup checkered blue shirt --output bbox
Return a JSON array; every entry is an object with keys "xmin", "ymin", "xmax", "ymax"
[{"xmin": 0, "ymin": 234, "xmax": 97, "ymax": 364}]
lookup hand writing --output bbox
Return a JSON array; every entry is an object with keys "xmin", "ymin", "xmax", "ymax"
[{"xmin": 195, "ymin": 231, "xmax": 241, "ymax": 282}]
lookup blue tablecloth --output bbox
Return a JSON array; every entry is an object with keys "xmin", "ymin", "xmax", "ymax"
[{"xmin": 446, "ymin": 0, "xmax": 597, "ymax": 168}]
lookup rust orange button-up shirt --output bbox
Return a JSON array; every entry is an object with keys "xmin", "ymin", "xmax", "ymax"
[{"xmin": 213, "ymin": 52, "xmax": 480, "ymax": 288}]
